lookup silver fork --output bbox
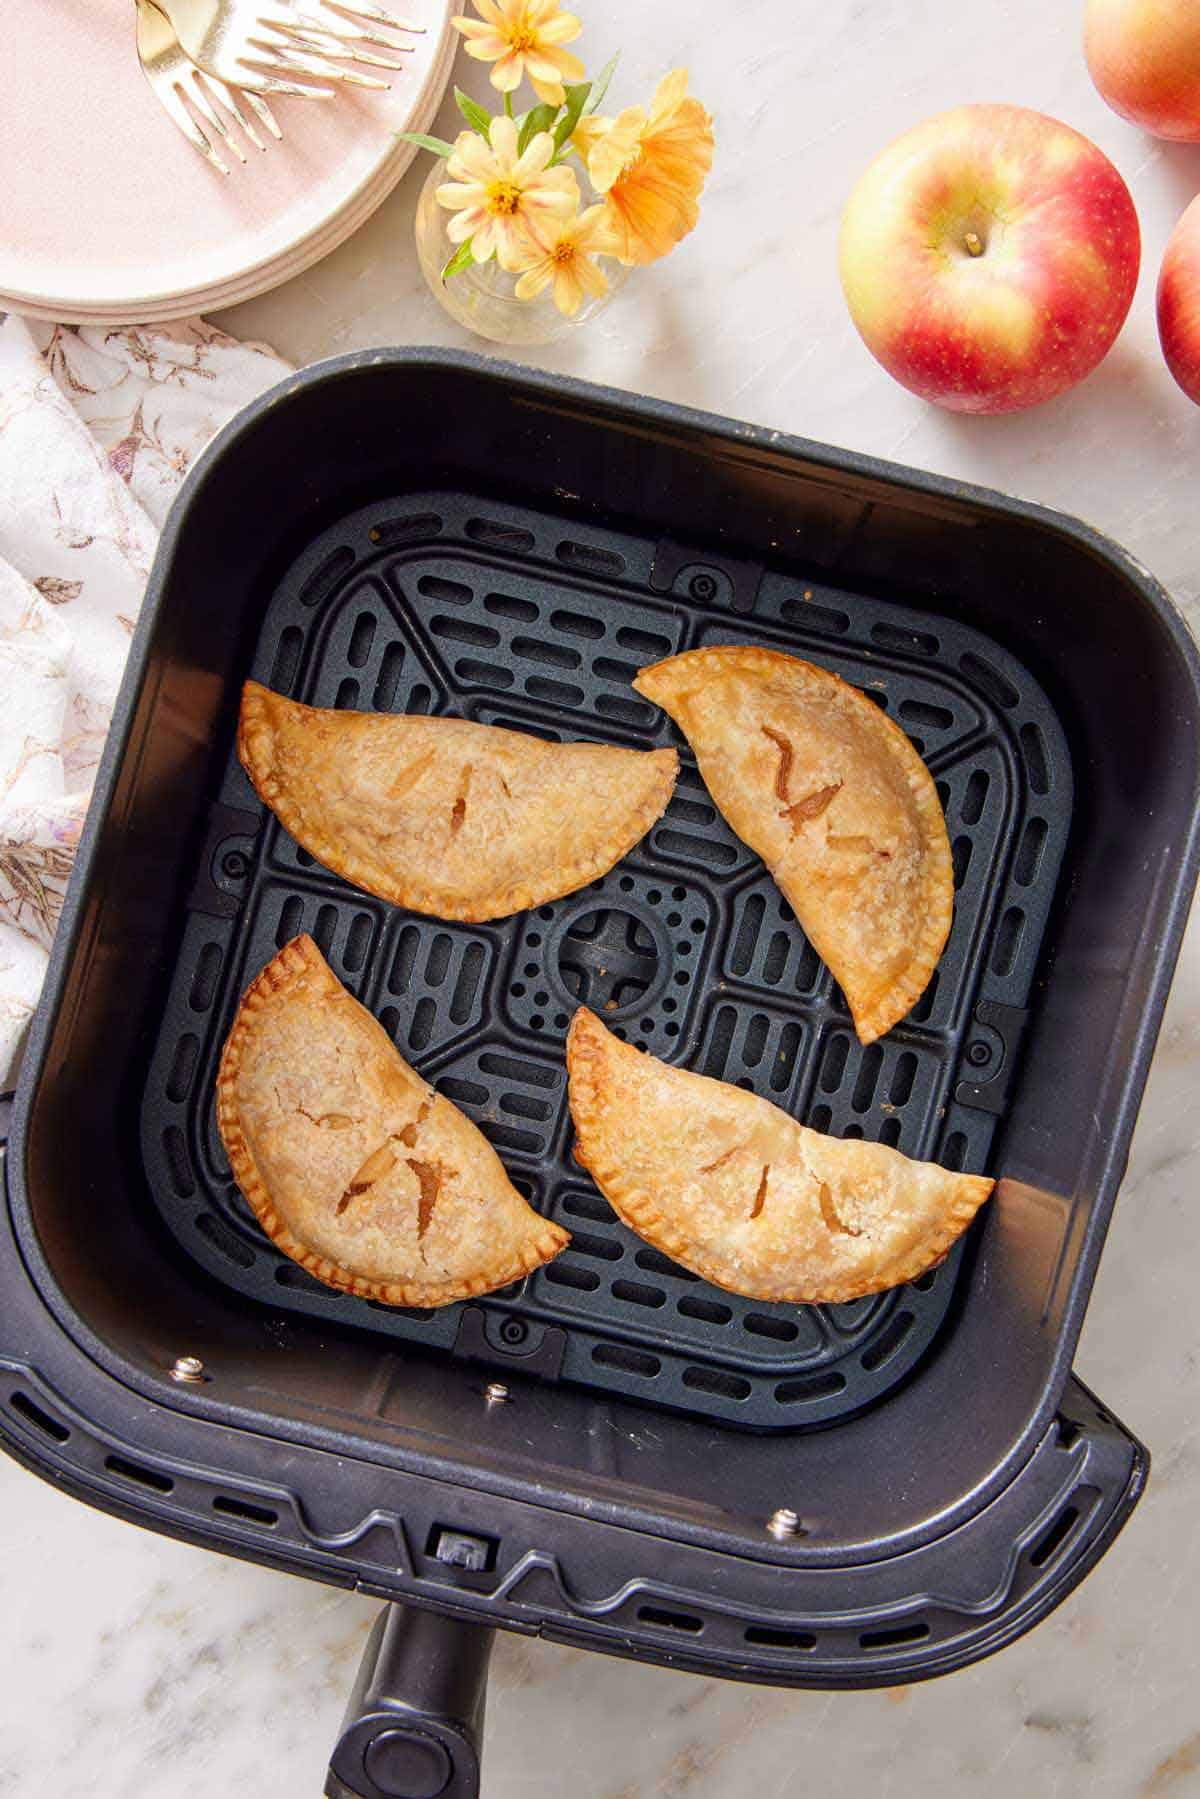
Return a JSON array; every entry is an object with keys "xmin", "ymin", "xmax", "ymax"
[
  {"xmin": 153, "ymin": 0, "xmax": 422, "ymax": 96},
  {"xmin": 136, "ymin": 0, "xmax": 286, "ymax": 177}
]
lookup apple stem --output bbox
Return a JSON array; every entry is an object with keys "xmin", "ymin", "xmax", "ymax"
[{"xmin": 964, "ymin": 230, "xmax": 984, "ymax": 257}]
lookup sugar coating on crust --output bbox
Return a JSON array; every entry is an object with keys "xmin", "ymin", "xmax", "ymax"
[
  {"xmin": 238, "ymin": 682, "xmax": 678, "ymax": 923},
  {"xmin": 633, "ymin": 646, "xmax": 953, "ymax": 1043},
  {"xmin": 567, "ymin": 1007, "xmax": 991, "ymax": 1305},
  {"xmin": 216, "ymin": 935, "xmax": 568, "ymax": 1306}
]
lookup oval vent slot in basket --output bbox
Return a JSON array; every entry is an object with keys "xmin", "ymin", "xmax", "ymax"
[
  {"xmin": 858, "ymin": 1618, "xmax": 930, "ymax": 1651},
  {"xmin": 10, "ymin": 1389, "xmax": 70, "ymax": 1444},
  {"xmin": 636, "ymin": 1605, "xmax": 704, "ymax": 1635},
  {"xmin": 744, "ymin": 1625, "xmax": 817, "ymax": 1651},
  {"xmin": 105, "ymin": 1454, "xmax": 174, "ymax": 1494},
  {"xmin": 213, "ymin": 1494, "xmax": 279, "ymax": 1528}
]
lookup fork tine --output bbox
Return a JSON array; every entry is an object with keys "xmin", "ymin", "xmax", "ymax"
[
  {"xmin": 289, "ymin": 9, "xmax": 415, "ymax": 53},
  {"xmin": 232, "ymin": 55, "xmax": 337, "ymax": 97},
  {"xmin": 158, "ymin": 80, "xmax": 231, "ymax": 174},
  {"xmin": 250, "ymin": 0, "xmax": 413, "ymax": 48},
  {"xmin": 313, "ymin": 42, "xmax": 410, "ymax": 66},
  {"xmin": 285, "ymin": 59, "xmax": 392, "ymax": 87},
  {"xmin": 199, "ymin": 70, "xmax": 269, "ymax": 151},
  {"xmin": 238, "ymin": 71, "xmax": 337, "ymax": 96},
  {"xmin": 318, "ymin": 0, "xmax": 425, "ymax": 28},
  {"xmin": 182, "ymin": 69, "xmax": 248, "ymax": 162},
  {"xmin": 242, "ymin": 88, "xmax": 284, "ymax": 139},
  {"xmin": 245, "ymin": 35, "xmax": 391, "ymax": 86},
  {"xmin": 136, "ymin": 0, "xmax": 232, "ymax": 170},
  {"xmin": 280, "ymin": 25, "xmax": 409, "ymax": 68}
]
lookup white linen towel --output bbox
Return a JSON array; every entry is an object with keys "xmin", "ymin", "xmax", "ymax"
[{"xmin": 0, "ymin": 314, "xmax": 290, "ymax": 1086}]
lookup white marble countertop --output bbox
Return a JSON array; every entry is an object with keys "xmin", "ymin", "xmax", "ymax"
[{"xmin": 5, "ymin": 1, "xmax": 1200, "ymax": 1793}]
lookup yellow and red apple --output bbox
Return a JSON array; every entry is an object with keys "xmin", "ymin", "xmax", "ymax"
[
  {"xmin": 1158, "ymin": 196, "xmax": 1200, "ymax": 404},
  {"xmin": 838, "ymin": 104, "xmax": 1141, "ymax": 414},
  {"xmin": 1085, "ymin": 0, "xmax": 1200, "ymax": 141}
]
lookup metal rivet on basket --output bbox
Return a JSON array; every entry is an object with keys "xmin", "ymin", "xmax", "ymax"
[
  {"xmin": 484, "ymin": 1382, "xmax": 511, "ymax": 1405},
  {"xmin": 767, "ymin": 1507, "xmax": 804, "ymax": 1541},
  {"xmin": 170, "ymin": 1355, "xmax": 207, "ymax": 1384}
]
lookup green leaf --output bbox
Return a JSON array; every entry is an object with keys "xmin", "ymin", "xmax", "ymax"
[
  {"xmin": 504, "ymin": 90, "xmax": 514, "ymax": 118},
  {"xmin": 396, "ymin": 131, "xmax": 456, "ymax": 156},
  {"xmin": 453, "ymin": 87, "xmax": 493, "ymax": 137},
  {"xmin": 553, "ymin": 80, "xmax": 591, "ymax": 150},
  {"xmin": 518, "ymin": 102, "xmax": 559, "ymax": 154},
  {"xmin": 441, "ymin": 240, "xmax": 476, "ymax": 282},
  {"xmin": 585, "ymin": 53, "xmax": 618, "ymax": 114}
]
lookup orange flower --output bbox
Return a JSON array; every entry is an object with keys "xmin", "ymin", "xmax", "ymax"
[
  {"xmin": 452, "ymin": 0, "xmax": 584, "ymax": 107},
  {"xmin": 511, "ymin": 205, "xmax": 616, "ymax": 314},
  {"xmin": 579, "ymin": 69, "xmax": 713, "ymax": 266},
  {"xmin": 436, "ymin": 115, "xmax": 579, "ymax": 268}
]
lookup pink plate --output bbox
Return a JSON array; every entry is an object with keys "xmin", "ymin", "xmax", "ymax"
[{"xmin": 0, "ymin": 0, "xmax": 455, "ymax": 323}]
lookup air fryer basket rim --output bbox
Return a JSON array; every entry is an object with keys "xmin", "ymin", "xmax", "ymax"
[{"xmin": 4, "ymin": 348, "xmax": 1197, "ymax": 1588}]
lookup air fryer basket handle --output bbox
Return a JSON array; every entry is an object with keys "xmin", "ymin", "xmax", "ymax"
[{"xmin": 326, "ymin": 1603, "xmax": 494, "ymax": 1799}]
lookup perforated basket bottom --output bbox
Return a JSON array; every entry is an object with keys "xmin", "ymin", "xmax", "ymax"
[{"xmin": 140, "ymin": 491, "xmax": 1071, "ymax": 1429}]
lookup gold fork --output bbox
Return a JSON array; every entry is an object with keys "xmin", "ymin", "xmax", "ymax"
[
  {"xmin": 136, "ymin": 0, "xmax": 286, "ymax": 176},
  {"xmin": 276, "ymin": 2, "xmax": 423, "ymax": 70},
  {"xmin": 152, "ymin": 0, "xmax": 422, "ymax": 96}
]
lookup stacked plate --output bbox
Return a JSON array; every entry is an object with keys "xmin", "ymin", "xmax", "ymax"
[{"xmin": 0, "ymin": 0, "xmax": 456, "ymax": 325}]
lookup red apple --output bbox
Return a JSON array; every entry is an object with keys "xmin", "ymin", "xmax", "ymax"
[
  {"xmin": 1158, "ymin": 195, "xmax": 1200, "ymax": 403},
  {"xmin": 838, "ymin": 104, "xmax": 1141, "ymax": 414},
  {"xmin": 1085, "ymin": 0, "xmax": 1200, "ymax": 141}
]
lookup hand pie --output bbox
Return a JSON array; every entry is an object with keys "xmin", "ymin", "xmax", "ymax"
[
  {"xmin": 239, "ymin": 682, "xmax": 678, "ymax": 922},
  {"xmin": 633, "ymin": 646, "xmax": 952, "ymax": 1043},
  {"xmin": 567, "ymin": 1008, "xmax": 992, "ymax": 1305},
  {"xmin": 217, "ymin": 935, "xmax": 569, "ymax": 1306}
]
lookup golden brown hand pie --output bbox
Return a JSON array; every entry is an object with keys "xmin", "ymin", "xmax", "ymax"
[
  {"xmin": 217, "ymin": 935, "xmax": 568, "ymax": 1306},
  {"xmin": 238, "ymin": 682, "xmax": 678, "ymax": 922},
  {"xmin": 632, "ymin": 646, "xmax": 953, "ymax": 1044},
  {"xmin": 567, "ymin": 1008, "xmax": 992, "ymax": 1305}
]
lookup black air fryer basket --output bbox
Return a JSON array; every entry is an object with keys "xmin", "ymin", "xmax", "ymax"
[{"xmin": 4, "ymin": 351, "xmax": 1198, "ymax": 1797}]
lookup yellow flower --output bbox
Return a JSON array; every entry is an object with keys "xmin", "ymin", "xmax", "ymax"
[
  {"xmin": 451, "ymin": 0, "xmax": 584, "ymax": 106},
  {"xmin": 578, "ymin": 69, "xmax": 713, "ymax": 266},
  {"xmin": 511, "ymin": 205, "xmax": 616, "ymax": 315},
  {"xmin": 436, "ymin": 115, "xmax": 579, "ymax": 268}
]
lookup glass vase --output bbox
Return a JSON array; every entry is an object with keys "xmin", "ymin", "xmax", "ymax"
[{"xmin": 413, "ymin": 159, "xmax": 627, "ymax": 348}]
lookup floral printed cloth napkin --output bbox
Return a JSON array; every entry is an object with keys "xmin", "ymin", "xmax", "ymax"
[{"xmin": 0, "ymin": 314, "xmax": 290, "ymax": 1088}]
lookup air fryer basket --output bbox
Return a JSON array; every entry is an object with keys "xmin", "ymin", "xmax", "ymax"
[
  {"xmin": 4, "ymin": 351, "xmax": 1198, "ymax": 1795},
  {"xmin": 140, "ymin": 485, "xmax": 1071, "ymax": 1431}
]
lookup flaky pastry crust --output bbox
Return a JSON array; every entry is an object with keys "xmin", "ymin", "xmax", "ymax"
[
  {"xmin": 217, "ymin": 935, "xmax": 568, "ymax": 1306},
  {"xmin": 239, "ymin": 682, "xmax": 677, "ymax": 922},
  {"xmin": 567, "ymin": 1008, "xmax": 991, "ymax": 1304},
  {"xmin": 633, "ymin": 646, "xmax": 953, "ymax": 1043}
]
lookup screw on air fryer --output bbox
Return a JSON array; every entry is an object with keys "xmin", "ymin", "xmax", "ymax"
[{"xmin": 169, "ymin": 1355, "xmax": 206, "ymax": 1383}]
